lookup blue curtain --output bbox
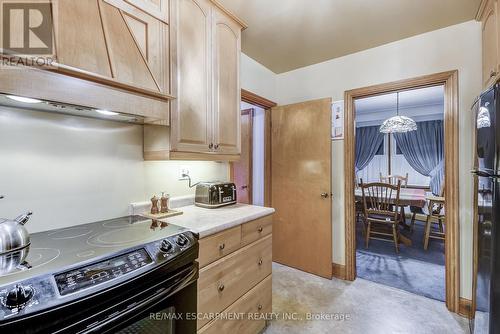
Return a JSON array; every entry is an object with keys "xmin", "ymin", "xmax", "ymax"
[
  {"xmin": 355, "ymin": 126, "xmax": 384, "ymax": 173},
  {"xmin": 394, "ymin": 120, "xmax": 444, "ymax": 195}
]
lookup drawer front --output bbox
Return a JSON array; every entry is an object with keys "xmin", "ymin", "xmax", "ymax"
[
  {"xmin": 198, "ymin": 226, "xmax": 242, "ymax": 268},
  {"xmin": 241, "ymin": 215, "xmax": 273, "ymax": 246},
  {"xmin": 199, "ymin": 275, "xmax": 272, "ymax": 334},
  {"xmin": 197, "ymin": 234, "xmax": 272, "ymax": 329}
]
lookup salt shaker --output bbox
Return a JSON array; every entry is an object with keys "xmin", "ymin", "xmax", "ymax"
[
  {"xmin": 160, "ymin": 192, "xmax": 170, "ymax": 213},
  {"xmin": 150, "ymin": 195, "xmax": 160, "ymax": 214}
]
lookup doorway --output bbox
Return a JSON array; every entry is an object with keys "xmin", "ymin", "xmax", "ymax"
[
  {"xmin": 354, "ymin": 85, "xmax": 446, "ymax": 301},
  {"xmin": 344, "ymin": 71, "xmax": 460, "ymax": 312},
  {"xmin": 230, "ymin": 89, "xmax": 276, "ymax": 206},
  {"xmin": 231, "ymin": 108, "xmax": 254, "ymax": 204}
]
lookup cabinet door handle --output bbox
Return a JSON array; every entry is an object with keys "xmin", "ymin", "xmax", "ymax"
[
  {"xmin": 214, "ymin": 144, "xmax": 220, "ymax": 150},
  {"xmin": 258, "ymin": 258, "xmax": 263, "ymax": 266},
  {"xmin": 209, "ymin": 143, "xmax": 214, "ymax": 150},
  {"xmin": 490, "ymin": 70, "xmax": 498, "ymax": 78},
  {"xmin": 258, "ymin": 226, "xmax": 263, "ymax": 233},
  {"xmin": 321, "ymin": 192, "xmax": 329, "ymax": 198},
  {"xmin": 219, "ymin": 243, "xmax": 225, "ymax": 250},
  {"xmin": 218, "ymin": 283, "xmax": 225, "ymax": 292},
  {"xmin": 257, "ymin": 304, "xmax": 263, "ymax": 310}
]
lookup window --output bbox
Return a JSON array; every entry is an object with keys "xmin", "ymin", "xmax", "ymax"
[
  {"xmin": 374, "ymin": 141, "xmax": 384, "ymax": 156},
  {"xmin": 395, "ymin": 139, "xmax": 403, "ymax": 155}
]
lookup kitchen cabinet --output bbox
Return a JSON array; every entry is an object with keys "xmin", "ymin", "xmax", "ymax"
[
  {"xmin": 196, "ymin": 215, "xmax": 273, "ymax": 334},
  {"xmin": 123, "ymin": 0, "xmax": 169, "ymax": 22},
  {"xmin": 53, "ymin": 0, "xmax": 171, "ymax": 101},
  {"xmin": 144, "ymin": 0, "xmax": 246, "ymax": 160},
  {"xmin": 478, "ymin": 0, "xmax": 500, "ymax": 88},
  {"xmin": 170, "ymin": 0, "xmax": 214, "ymax": 155},
  {"xmin": 212, "ymin": 6, "xmax": 242, "ymax": 155},
  {"xmin": 0, "ymin": 0, "xmax": 171, "ymax": 122}
]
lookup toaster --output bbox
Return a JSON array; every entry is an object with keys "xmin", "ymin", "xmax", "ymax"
[{"xmin": 195, "ymin": 182, "xmax": 237, "ymax": 208}]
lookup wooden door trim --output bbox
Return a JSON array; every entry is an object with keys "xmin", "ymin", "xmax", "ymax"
[
  {"xmin": 344, "ymin": 70, "xmax": 460, "ymax": 313},
  {"xmin": 230, "ymin": 108, "xmax": 254, "ymax": 204},
  {"xmin": 241, "ymin": 89, "xmax": 277, "ymax": 109},
  {"xmin": 241, "ymin": 89, "xmax": 277, "ymax": 207}
]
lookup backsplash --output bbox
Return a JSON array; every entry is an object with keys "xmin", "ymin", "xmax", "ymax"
[{"xmin": 0, "ymin": 106, "xmax": 228, "ymax": 233}]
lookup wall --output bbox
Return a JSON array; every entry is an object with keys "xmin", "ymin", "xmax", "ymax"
[
  {"xmin": 0, "ymin": 107, "xmax": 228, "ymax": 233},
  {"xmin": 273, "ymin": 20, "xmax": 482, "ymax": 299},
  {"xmin": 241, "ymin": 53, "xmax": 277, "ymax": 101}
]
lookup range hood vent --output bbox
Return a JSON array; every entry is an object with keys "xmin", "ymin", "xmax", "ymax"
[{"xmin": 0, "ymin": 94, "xmax": 145, "ymax": 124}]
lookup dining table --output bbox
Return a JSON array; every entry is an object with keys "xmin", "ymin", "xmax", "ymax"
[{"xmin": 355, "ymin": 187, "xmax": 428, "ymax": 246}]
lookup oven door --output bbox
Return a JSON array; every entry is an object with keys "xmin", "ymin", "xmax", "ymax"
[{"xmin": 69, "ymin": 264, "xmax": 198, "ymax": 334}]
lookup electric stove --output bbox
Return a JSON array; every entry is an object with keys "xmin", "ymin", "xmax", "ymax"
[{"xmin": 0, "ymin": 215, "xmax": 199, "ymax": 334}]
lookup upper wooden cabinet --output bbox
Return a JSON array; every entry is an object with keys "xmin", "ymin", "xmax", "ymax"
[
  {"xmin": 163, "ymin": 0, "xmax": 245, "ymax": 160},
  {"xmin": 52, "ymin": 0, "xmax": 171, "ymax": 100},
  {"xmin": 170, "ymin": 0, "xmax": 213, "ymax": 154},
  {"xmin": 212, "ymin": 7, "xmax": 241, "ymax": 155},
  {"xmin": 478, "ymin": 0, "xmax": 500, "ymax": 88},
  {"xmin": 124, "ymin": 0, "xmax": 169, "ymax": 22}
]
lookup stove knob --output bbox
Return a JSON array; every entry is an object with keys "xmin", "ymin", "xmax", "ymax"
[
  {"xmin": 4, "ymin": 284, "xmax": 34, "ymax": 309},
  {"xmin": 160, "ymin": 239, "xmax": 173, "ymax": 253},
  {"xmin": 175, "ymin": 234, "xmax": 189, "ymax": 247}
]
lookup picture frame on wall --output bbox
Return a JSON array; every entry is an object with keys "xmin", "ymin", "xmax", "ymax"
[{"xmin": 332, "ymin": 100, "xmax": 344, "ymax": 140}]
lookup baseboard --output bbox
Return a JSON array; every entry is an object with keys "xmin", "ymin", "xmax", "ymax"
[
  {"xmin": 332, "ymin": 263, "xmax": 346, "ymax": 280},
  {"xmin": 458, "ymin": 297, "xmax": 473, "ymax": 319}
]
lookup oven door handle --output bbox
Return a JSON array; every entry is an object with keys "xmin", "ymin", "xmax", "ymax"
[{"xmin": 79, "ymin": 266, "xmax": 197, "ymax": 334}]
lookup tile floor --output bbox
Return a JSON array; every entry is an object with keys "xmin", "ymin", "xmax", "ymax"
[{"xmin": 264, "ymin": 263, "xmax": 469, "ymax": 334}]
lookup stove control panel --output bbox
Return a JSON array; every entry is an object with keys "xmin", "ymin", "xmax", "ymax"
[{"xmin": 54, "ymin": 248, "xmax": 153, "ymax": 296}]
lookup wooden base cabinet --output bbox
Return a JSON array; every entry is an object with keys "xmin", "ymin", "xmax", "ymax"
[
  {"xmin": 198, "ymin": 276, "xmax": 272, "ymax": 334},
  {"xmin": 196, "ymin": 215, "xmax": 273, "ymax": 334}
]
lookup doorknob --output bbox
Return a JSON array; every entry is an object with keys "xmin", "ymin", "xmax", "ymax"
[{"xmin": 320, "ymin": 193, "xmax": 329, "ymax": 199}]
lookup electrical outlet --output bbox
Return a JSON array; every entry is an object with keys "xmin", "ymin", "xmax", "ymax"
[{"xmin": 179, "ymin": 166, "xmax": 190, "ymax": 180}]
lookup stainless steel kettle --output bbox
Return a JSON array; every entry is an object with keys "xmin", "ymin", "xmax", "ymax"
[{"xmin": 0, "ymin": 211, "xmax": 32, "ymax": 255}]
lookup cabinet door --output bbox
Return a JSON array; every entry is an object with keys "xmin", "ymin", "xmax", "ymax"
[
  {"xmin": 481, "ymin": 0, "xmax": 499, "ymax": 88},
  {"xmin": 212, "ymin": 8, "xmax": 241, "ymax": 155},
  {"xmin": 170, "ymin": 0, "xmax": 213, "ymax": 153},
  {"xmin": 53, "ymin": 0, "xmax": 113, "ymax": 79},
  {"xmin": 124, "ymin": 0, "xmax": 169, "ymax": 22},
  {"xmin": 53, "ymin": 0, "xmax": 169, "ymax": 98}
]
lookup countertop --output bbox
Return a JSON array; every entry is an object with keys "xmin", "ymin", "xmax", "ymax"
[{"xmin": 158, "ymin": 204, "xmax": 275, "ymax": 238}]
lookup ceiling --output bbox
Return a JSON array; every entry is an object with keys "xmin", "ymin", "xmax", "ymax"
[
  {"xmin": 355, "ymin": 85, "xmax": 444, "ymax": 127},
  {"xmin": 218, "ymin": 0, "xmax": 481, "ymax": 73}
]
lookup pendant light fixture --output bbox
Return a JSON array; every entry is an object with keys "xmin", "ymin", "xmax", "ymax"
[{"xmin": 379, "ymin": 92, "xmax": 417, "ymax": 134}]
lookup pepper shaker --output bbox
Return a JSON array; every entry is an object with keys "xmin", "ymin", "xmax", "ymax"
[
  {"xmin": 150, "ymin": 195, "xmax": 160, "ymax": 214},
  {"xmin": 160, "ymin": 192, "xmax": 170, "ymax": 213}
]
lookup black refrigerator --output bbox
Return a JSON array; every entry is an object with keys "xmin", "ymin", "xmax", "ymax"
[{"xmin": 473, "ymin": 83, "xmax": 500, "ymax": 334}]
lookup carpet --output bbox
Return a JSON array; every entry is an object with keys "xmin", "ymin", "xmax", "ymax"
[{"xmin": 356, "ymin": 218, "xmax": 445, "ymax": 301}]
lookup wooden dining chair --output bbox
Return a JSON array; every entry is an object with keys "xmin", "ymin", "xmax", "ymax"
[
  {"xmin": 423, "ymin": 194, "xmax": 445, "ymax": 250},
  {"xmin": 379, "ymin": 173, "xmax": 409, "ymax": 187},
  {"xmin": 360, "ymin": 180, "xmax": 402, "ymax": 253},
  {"xmin": 380, "ymin": 173, "xmax": 409, "ymax": 225}
]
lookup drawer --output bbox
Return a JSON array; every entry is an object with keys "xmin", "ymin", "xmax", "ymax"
[
  {"xmin": 198, "ymin": 226, "xmax": 242, "ymax": 268},
  {"xmin": 197, "ymin": 234, "xmax": 272, "ymax": 329},
  {"xmin": 241, "ymin": 215, "xmax": 273, "ymax": 246},
  {"xmin": 199, "ymin": 275, "xmax": 272, "ymax": 334}
]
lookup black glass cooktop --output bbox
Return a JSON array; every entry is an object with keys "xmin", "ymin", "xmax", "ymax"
[{"xmin": 0, "ymin": 216, "xmax": 188, "ymax": 286}]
